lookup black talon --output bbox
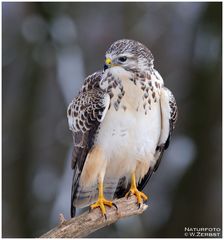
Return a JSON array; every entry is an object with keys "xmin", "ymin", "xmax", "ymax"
[
  {"xmin": 112, "ymin": 202, "xmax": 118, "ymax": 210},
  {"xmin": 137, "ymin": 203, "xmax": 141, "ymax": 209},
  {"xmin": 104, "ymin": 214, "xmax": 107, "ymax": 220}
]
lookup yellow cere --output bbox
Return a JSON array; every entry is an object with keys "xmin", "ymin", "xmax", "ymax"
[{"xmin": 105, "ymin": 58, "xmax": 112, "ymax": 65}]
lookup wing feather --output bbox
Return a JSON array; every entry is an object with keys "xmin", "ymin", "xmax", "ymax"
[
  {"xmin": 138, "ymin": 87, "xmax": 178, "ymax": 190},
  {"xmin": 67, "ymin": 72, "xmax": 110, "ymax": 217},
  {"xmin": 153, "ymin": 87, "xmax": 178, "ymax": 171}
]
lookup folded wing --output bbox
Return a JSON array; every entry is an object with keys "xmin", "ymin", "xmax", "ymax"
[
  {"xmin": 67, "ymin": 72, "xmax": 110, "ymax": 217},
  {"xmin": 138, "ymin": 86, "xmax": 178, "ymax": 190}
]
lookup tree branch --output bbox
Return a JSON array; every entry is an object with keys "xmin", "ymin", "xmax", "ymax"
[{"xmin": 40, "ymin": 196, "xmax": 148, "ymax": 238}]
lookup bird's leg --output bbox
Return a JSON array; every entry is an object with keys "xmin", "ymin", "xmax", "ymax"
[
  {"xmin": 90, "ymin": 180, "xmax": 117, "ymax": 218},
  {"xmin": 125, "ymin": 172, "xmax": 148, "ymax": 206}
]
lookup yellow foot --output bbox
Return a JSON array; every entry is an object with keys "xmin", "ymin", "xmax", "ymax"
[
  {"xmin": 125, "ymin": 187, "xmax": 148, "ymax": 205},
  {"xmin": 90, "ymin": 197, "xmax": 117, "ymax": 218}
]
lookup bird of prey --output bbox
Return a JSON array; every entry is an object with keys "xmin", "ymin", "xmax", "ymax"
[{"xmin": 67, "ymin": 39, "xmax": 178, "ymax": 218}]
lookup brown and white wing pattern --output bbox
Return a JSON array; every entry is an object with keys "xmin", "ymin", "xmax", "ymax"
[
  {"xmin": 67, "ymin": 72, "xmax": 110, "ymax": 217},
  {"xmin": 153, "ymin": 87, "xmax": 178, "ymax": 171},
  {"xmin": 138, "ymin": 86, "xmax": 178, "ymax": 190}
]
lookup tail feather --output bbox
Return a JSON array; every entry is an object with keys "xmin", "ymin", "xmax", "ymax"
[
  {"xmin": 72, "ymin": 177, "xmax": 120, "ymax": 209},
  {"xmin": 104, "ymin": 178, "xmax": 119, "ymax": 199},
  {"xmin": 74, "ymin": 184, "xmax": 98, "ymax": 208},
  {"xmin": 114, "ymin": 176, "xmax": 129, "ymax": 198},
  {"xmin": 71, "ymin": 205, "xmax": 76, "ymax": 218}
]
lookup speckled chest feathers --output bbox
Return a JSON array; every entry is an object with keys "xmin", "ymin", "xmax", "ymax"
[{"xmin": 100, "ymin": 67, "xmax": 162, "ymax": 115}]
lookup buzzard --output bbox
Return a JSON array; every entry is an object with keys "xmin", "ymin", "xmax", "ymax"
[{"xmin": 67, "ymin": 39, "xmax": 178, "ymax": 218}]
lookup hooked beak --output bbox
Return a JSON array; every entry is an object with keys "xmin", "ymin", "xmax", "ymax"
[
  {"xmin": 104, "ymin": 58, "xmax": 112, "ymax": 71},
  {"xmin": 104, "ymin": 64, "xmax": 108, "ymax": 71}
]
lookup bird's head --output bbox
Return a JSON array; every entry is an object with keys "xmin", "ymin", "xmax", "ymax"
[{"xmin": 104, "ymin": 39, "xmax": 154, "ymax": 72}]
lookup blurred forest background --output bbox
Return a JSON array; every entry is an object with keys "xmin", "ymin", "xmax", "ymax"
[{"xmin": 2, "ymin": 2, "xmax": 222, "ymax": 238}]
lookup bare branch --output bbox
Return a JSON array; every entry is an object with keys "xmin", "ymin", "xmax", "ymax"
[{"xmin": 40, "ymin": 196, "xmax": 148, "ymax": 238}]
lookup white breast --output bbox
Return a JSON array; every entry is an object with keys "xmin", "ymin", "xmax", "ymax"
[{"xmin": 96, "ymin": 67, "xmax": 162, "ymax": 181}]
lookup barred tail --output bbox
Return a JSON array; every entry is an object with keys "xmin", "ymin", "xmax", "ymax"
[{"xmin": 72, "ymin": 177, "xmax": 121, "ymax": 210}]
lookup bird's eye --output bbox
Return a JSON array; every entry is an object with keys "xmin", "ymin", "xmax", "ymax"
[{"xmin": 118, "ymin": 56, "xmax": 127, "ymax": 62}]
